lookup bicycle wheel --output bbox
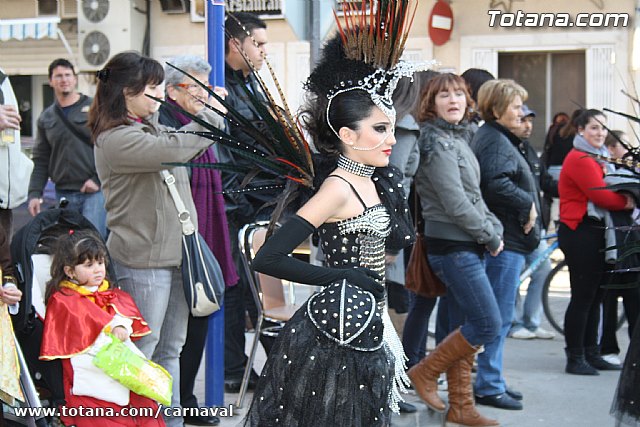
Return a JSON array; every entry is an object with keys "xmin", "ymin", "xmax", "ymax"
[
  {"xmin": 543, "ymin": 260, "xmax": 570, "ymax": 335},
  {"xmin": 542, "ymin": 261, "xmax": 627, "ymax": 335}
]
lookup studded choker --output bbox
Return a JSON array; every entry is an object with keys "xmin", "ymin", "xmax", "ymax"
[{"xmin": 337, "ymin": 155, "xmax": 375, "ymax": 178}]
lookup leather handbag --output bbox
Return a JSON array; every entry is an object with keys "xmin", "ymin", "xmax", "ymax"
[
  {"xmin": 161, "ymin": 170, "xmax": 225, "ymax": 316},
  {"xmin": 405, "ymin": 194, "xmax": 446, "ymax": 298}
]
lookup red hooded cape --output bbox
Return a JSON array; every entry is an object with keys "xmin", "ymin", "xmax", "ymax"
[{"xmin": 40, "ymin": 282, "xmax": 150, "ymax": 360}]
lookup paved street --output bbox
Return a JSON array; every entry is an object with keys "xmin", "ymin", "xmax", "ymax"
[
  {"xmin": 9, "ymin": 206, "xmax": 627, "ymax": 427},
  {"xmin": 191, "ymin": 314, "xmax": 630, "ymax": 427}
]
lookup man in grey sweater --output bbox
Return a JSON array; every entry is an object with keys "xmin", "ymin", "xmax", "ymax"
[{"xmin": 27, "ymin": 58, "xmax": 106, "ymax": 238}]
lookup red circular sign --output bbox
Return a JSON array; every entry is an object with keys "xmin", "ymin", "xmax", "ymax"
[{"xmin": 429, "ymin": 0, "xmax": 454, "ymax": 46}]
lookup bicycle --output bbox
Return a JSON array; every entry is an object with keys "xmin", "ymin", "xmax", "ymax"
[{"xmin": 519, "ymin": 233, "xmax": 625, "ymax": 335}]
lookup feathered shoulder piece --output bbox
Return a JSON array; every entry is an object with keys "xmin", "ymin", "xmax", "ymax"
[{"xmin": 373, "ymin": 165, "xmax": 416, "ymax": 251}]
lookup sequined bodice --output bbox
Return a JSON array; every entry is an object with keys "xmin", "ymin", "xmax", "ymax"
[{"xmin": 318, "ymin": 204, "xmax": 391, "ymax": 281}]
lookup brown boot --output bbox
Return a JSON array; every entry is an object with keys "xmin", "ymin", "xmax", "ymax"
[
  {"xmin": 408, "ymin": 328, "xmax": 477, "ymax": 412},
  {"xmin": 446, "ymin": 354, "xmax": 499, "ymax": 426}
]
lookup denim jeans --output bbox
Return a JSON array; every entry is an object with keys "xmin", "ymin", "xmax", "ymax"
[
  {"xmin": 114, "ymin": 262, "xmax": 188, "ymax": 427},
  {"xmin": 427, "ymin": 252, "xmax": 501, "ymax": 347},
  {"xmin": 402, "ymin": 292, "xmax": 437, "ymax": 368},
  {"xmin": 512, "ymin": 236, "xmax": 551, "ymax": 331},
  {"xmin": 435, "ymin": 296, "xmax": 449, "ymax": 345},
  {"xmin": 475, "ymin": 250, "xmax": 526, "ymax": 396},
  {"xmin": 56, "ymin": 189, "xmax": 107, "ymax": 239}
]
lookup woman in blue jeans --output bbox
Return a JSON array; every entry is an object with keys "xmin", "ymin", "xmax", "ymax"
[
  {"xmin": 470, "ymin": 79, "xmax": 541, "ymax": 410},
  {"xmin": 408, "ymin": 73, "xmax": 503, "ymax": 427},
  {"xmin": 89, "ymin": 52, "xmax": 225, "ymax": 427}
]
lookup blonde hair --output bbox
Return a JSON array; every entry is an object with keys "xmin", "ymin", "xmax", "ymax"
[{"xmin": 477, "ymin": 79, "xmax": 528, "ymax": 122}]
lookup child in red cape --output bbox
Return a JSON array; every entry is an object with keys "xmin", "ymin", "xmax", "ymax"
[{"xmin": 40, "ymin": 229, "xmax": 165, "ymax": 427}]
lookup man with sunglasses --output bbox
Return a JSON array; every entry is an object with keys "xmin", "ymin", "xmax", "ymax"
[{"xmin": 218, "ymin": 12, "xmax": 278, "ymax": 395}]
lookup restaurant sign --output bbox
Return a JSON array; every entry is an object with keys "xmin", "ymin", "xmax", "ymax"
[{"xmin": 191, "ymin": 0, "xmax": 283, "ymax": 22}]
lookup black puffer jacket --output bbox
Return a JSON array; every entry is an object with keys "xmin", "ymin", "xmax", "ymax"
[{"xmin": 471, "ymin": 121, "xmax": 540, "ymax": 254}]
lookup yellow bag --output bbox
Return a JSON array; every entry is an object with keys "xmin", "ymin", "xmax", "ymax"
[{"xmin": 93, "ymin": 334, "xmax": 172, "ymax": 406}]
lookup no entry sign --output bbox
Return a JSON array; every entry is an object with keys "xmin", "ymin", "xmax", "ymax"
[{"xmin": 429, "ymin": 0, "xmax": 454, "ymax": 46}]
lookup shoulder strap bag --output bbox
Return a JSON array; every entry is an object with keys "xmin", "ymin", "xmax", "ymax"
[
  {"xmin": 161, "ymin": 170, "xmax": 225, "ymax": 316},
  {"xmin": 405, "ymin": 192, "xmax": 446, "ymax": 298},
  {"xmin": 53, "ymin": 103, "xmax": 93, "ymax": 148}
]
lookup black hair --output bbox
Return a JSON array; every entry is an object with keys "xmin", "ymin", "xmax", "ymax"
[
  {"xmin": 461, "ymin": 68, "xmax": 495, "ymax": 103},
  {"xmin": 44, "ymin": 230, "xmax": 109, "ymax": 304},
  {"xmin": 48, "ymin": 58, "xmax": 75, "ymax": 79},
  {"xmin": 224, "ymin": 12, "xmax": 267, "ymax": 55},
  {"xmin": 301, "ymin": 32, "xmax": 380, "ymax": 160},
  {"xmin": 88, "ymin": 51, "xmax": 164, "ymax": 141},
  {"xmin": 576, "ymin": 108, "xmax": 605, "ymax": 129},
  {"xmin": 558, "ymin": 108, "xmax": 585, "ymax": 139},
  {"xmin": 301, "ymin": 90, "xmax": 375, "ymax": 159}
]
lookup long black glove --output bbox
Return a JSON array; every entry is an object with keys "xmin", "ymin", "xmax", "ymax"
[{"xmin": 253, "ymin": 215, "xmax": 385, "ymax": 300}]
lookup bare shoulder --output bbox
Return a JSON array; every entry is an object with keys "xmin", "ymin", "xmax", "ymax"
[
  {"xmin": 296, "ymin": 175, "xmax": 352, "ymax": 227},
  {"xmin": 318, "ymin": 175, "xmax": 353, "ymax": 201}
]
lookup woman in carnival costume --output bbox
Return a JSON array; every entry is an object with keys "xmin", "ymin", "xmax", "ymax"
[
  {"xmin": 238, "ymin": 1, "xmax": 431, "ymax": 425},
  {"xmin": 152, "ymin": 3, "xmax": 428, "ymax": 424}
]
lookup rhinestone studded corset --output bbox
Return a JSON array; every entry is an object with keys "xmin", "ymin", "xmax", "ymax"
[{"xmin": 318, "ymin": 204, "xmax": 391, "ymax": 281}]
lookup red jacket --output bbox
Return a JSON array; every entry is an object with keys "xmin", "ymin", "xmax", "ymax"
[{"xmin": 559, "ymin": 148, "xmax": 627, "ymax": 230}]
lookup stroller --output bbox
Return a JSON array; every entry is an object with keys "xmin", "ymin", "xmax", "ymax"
[{"xmin": 4, "ymin": 207, "xmax": 115, "ymax": 426}]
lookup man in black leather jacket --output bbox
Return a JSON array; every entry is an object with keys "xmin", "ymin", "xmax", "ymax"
[{"xmin": 219, "ymin": 12, "xmax": 277, "ymax": 393}]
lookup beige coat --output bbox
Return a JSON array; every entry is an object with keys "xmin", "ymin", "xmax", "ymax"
[{"xmin": 95, "ymin": 110, "xmax": 224, "ymax": 268}]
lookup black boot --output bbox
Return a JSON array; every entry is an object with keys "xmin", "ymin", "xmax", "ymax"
[
  {"xmin": 565, "ymin": 348, "xmax": 599, "ymax": 375},
  {"xmin": 585, "ymin": 346, "xmax": 622, "ymax": 370}
]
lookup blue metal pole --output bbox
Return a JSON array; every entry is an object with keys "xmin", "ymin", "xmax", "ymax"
[{"xmin": 205, "ymin": 0, "xmax": 226, "ymax": 408}]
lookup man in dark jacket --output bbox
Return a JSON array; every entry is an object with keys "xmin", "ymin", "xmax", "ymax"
[
  {"xmin": 27, "ymin": 59, "xmax": 106, "ymax": 238},
  {"xmin": 509, "ymin": 105, "xmax": 556, "ymax": 341},
  {"xmin": 219, "ymin": 12, "xmax": 277, "ymax": 393}
]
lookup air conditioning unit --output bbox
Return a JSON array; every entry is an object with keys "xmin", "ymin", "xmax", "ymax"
[
  {"xmin": 60, "ymin": 0, "xmax": 78, "ymax": 19},
  {"xmin": 37, "ymin": 0, "xmax": 59, "ymax": 16},
  {"xmin": 159, "ymin": 0, "xmax": 189, "ymax": 14},
  {"xmin": 35, "ymin": 0, "xmax": 77, "ymax": 19},
  {"xmin": 77, "ymin": 0, "xmax": 145, "ymax": 72}
]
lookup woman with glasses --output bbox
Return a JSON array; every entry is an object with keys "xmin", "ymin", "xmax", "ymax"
[{"xmin": 158, "ymin": 55, "xmax": 236, "ymax": 427}]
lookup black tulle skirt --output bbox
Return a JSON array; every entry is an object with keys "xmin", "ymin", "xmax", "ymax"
[
  {"xmin": 243, "ymin": 307, "xmax": 394, "ymax": 427},
  {"xmin": 611, "ymin": 316, "xmax": 640, "ymax": 426}
]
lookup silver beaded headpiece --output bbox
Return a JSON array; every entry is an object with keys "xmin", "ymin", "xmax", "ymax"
[{"xmin": 326, "ymin": 60, "xmax": 437, "ymax": 140}]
